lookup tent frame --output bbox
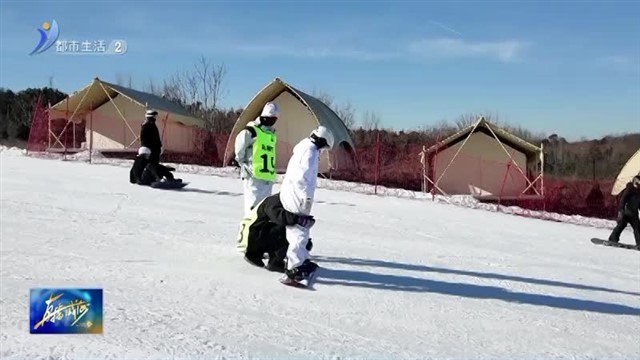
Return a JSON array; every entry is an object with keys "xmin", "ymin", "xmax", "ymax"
[
  {"xmin": 420, "ymin": 118, "xmax": 545, "ymax": 200},
  {"xmin": 47, "ymin": 83, "xmax": 171, "ymax": 153}
]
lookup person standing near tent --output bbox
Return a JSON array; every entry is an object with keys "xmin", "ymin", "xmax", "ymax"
[
  {"xmin": 279, "ymin": 126, "xmax": 334, "ymax": 284},
  {"xmin": 608, "ymin": 175, "xmax": 640, "ymax": 247},
  {"xmin": 234, "ymin": 102, "xmax": 279, "ymax": 215},
  {"xmin": 140, "ymin": 109, "xmax": 162, "ymax": 164}
]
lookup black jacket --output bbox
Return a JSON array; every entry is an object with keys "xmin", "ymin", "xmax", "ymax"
[
  {"xmin": 245, "ymin": 194, "xmax": 302, "ymax": 254},
  {"xmin": 129, "ymin": 155, "xmax": 148, "ymax": 184},
  {"xmin": 130, "ymin": 156, "xmax": 173, "ymax": 185},
  {"xmin": 140, "ymin": 120, "xmax": 162, "ymax": 154},
  {"xmin": 619, "ymin": 182, "xmax": 640, "ymax": 215}
]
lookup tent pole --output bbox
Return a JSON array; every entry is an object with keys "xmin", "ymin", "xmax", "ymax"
[
  {"xmin": 89, "ymin": 101, "xmax": 93, "ymax": 163},
  {"xmin": 540, "ymin": 142, "xmax": 545, "ymax": 197},
  {"xmin": 434, "ymin": 120, "xmax": 481, "ymax": 186},
  {"xmin": 98, "ymin": 81, "xmax": 137, "ymax": 143}
]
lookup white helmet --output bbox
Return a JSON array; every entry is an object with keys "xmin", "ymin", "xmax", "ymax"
[
  {"xmin": 138, "ymin": 146, "xmax": 151, "ymax": 156},
  {"xmin": 260, "ymin": 102, "xmax": 279, "ymax": 118},
  {"xmin": 310, "ymin": 126, "xmax": 335, "ymax": 149},
  {"xmin": 145, "ymin": 109, "xmax": 158, "ymax": 118}
]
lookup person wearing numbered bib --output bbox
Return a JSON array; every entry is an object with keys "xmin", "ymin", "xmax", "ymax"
[{"xmin": 234, "ymin": 102, "xmax": 279, "ymax": 216}]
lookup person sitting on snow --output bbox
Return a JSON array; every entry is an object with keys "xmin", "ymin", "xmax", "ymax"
[
  {"xmin": 236, "ymin": 193, "xmax": 315, "ymax": 272},
  {"xmin": 129, "ymin": 146, "xmax": 180, "ymax": 186}
]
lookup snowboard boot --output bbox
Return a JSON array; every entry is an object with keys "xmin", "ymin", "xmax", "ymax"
[
  {"xmin": 244, "ymin": 252, "xmax": 265, "ymax": 267},
  {"xmin": 265, "ymin": 248, "xmax": 287, "ymax": 272},
  {"xmin": 265, "ymin": 258, "xmax": 285, "ymax": 272},
  {"xmin": 284, "ymin": 259, "xmax": 318, "ymax": 282}
]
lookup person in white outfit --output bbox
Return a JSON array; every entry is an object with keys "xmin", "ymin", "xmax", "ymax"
[
  {"xmin": 279, "ymin": 126, "xmax": 335, "ymax": 282},
  {"xmin": 234, "ymin": 102, "xmax": 279, "ymax": 215}
]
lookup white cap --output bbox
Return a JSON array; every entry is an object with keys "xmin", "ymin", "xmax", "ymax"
[
  {"xmin": 138, "ymin": 146, "xmax": 151, "ymax": 156},
  {"xmin": 260, "ymin": 102, "xmax": 279, "ymax": 118},
  {"xmin": 146, "ymin": 109, "xmax": 158, "ymax": 118}
]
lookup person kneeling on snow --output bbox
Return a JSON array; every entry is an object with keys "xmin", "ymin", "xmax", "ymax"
[
  {"xmin": 236, "ymin": 193, "xmax": 315, "ymax": 272},
  {"xmin": 129, "ymin": 146, "xmax": 180, "ymax": 186}
]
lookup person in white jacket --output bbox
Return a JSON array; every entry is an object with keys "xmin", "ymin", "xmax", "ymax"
[
  {"xmin": 234, "ymin": 102, "xmax": 279, "ymax": 215},
  {"xmin": 279, "ymin": 126, "xmax": 335, "ymax": 282}
]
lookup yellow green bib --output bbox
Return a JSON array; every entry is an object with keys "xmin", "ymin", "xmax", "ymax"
[
  {"xmin": 236, "ymin": 208, "xmax": 258, "ymax": 253},
  {"xmin": 251, "ymin": 126, "xmax": 277, "ymax": 181}
]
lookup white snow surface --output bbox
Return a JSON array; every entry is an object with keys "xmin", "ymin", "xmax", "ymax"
[{"xmin": 1, "ymin": 148, "xmax": 639, "ymax": 359}]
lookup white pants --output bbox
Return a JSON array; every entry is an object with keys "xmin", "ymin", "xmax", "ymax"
[
  {"xmin": 282, "ymin": 196, "xmax": 313, "ymax": 270},
  {"xmin": 242, "ymin": 177, "xmax": 273, "ymax": 216}
]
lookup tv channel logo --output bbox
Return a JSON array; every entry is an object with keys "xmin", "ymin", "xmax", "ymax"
[
  {"xmin": 29, "ymin": 288, "xmax": 103, "ymax": 334},
  {"xmin": 30, "ymin": 19, "xmax": 60, "ymax": 55}
]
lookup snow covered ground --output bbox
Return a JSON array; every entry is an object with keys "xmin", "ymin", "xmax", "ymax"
[{"xmin": 1, "ymin": 149, "xmax": 639, "ymax": 359}]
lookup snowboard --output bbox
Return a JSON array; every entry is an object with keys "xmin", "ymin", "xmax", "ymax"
[
  {"xmin": 150, "ymin": 180, "xmax": 188, "ymax": 190},
  {"xmin": 590, "ymin": 238, "xmax": 639, "ymax": 250},
  {"xmin": 279, "ymin": 266, "xmax": 319, "ymax": 289}
]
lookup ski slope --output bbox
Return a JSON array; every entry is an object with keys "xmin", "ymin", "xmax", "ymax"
[{"xmin": 1, "ymin": 151, "xmax": 639, "ymax": 359}]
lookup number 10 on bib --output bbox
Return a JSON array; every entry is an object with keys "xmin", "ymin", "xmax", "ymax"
[{"xmin": 252, "ymin": 127, "xmax": 277, "ymax": 181}]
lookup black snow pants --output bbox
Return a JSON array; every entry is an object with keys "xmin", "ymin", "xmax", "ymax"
[{"xmin": 609, "ymin": 212, "xmax": 640, "ymax": 246}]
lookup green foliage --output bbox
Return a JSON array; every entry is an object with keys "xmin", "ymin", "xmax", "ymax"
[{"xmin": 0, "ymin": 87, "xmax": 67, "ymax": 140}]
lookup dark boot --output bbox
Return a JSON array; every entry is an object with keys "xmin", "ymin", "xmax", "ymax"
[
  {"xmin": 265, "ymin": 258, "xmax": 285, "ymax": 272},
  {"xmin": 629, "ymin": 216, "xmax": 640, "ymax": 247},
  {"xmin": 608, "ymin": 215, "xmax": 628, "ymax": 243},
  {"xmin": 284, "ymin": 259, "xmax": 318, "ymax": 282},
  {"xmin": 244, "ymin": 252, "xmax": 265, "ymax": 267},
  {"xmin": 265, "ymin": 247, "xmax": 287, "ymax": 272}
]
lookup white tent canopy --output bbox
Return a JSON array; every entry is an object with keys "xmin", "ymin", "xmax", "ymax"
[
  {"xmin": 223, "ymin": 77, "xmax": 356, "ymax": 173},
  {"xmin": 48, "ymin": 77, "xmax": 206, "ymax": 153},
  {"xmin": 612, "ymin": 147, "xmax": 640, "ymax": 195}
]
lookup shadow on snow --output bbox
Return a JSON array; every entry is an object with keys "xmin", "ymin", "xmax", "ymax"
[{"xmin": 313, "ymin": 256, "xmax": 640, "ymax": 316}]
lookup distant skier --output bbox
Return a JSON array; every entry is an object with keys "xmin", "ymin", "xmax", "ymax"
[
  {"xmin": 608, "ymin": 175, "xmax": 640, "ymax": 246},
  {"xmin": 279, "ymin": 126, "xmax": 334, "ymax": 283},
  {"xmin": 130, "ymin": 146, "xmax": 180, "ymax": 186},
  {"xmin": 140, "ymin": 109, "xmax": 162, "ymax": 164},
  {"xmin": 234, "ymin": 102, "xmax": 279, "ymax": 216},
  {"xmin": 236, "ymin": 193, "xmax": 315, "ymax": 272}
]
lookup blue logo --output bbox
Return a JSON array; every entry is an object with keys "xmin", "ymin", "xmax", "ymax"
[
  {"xmin": 29, "ymin": 288, "xmax": 103, "ymax": 334},
  {"xmin": 30, "ymin": 20, "xmax": 60, "ymax": 55}
]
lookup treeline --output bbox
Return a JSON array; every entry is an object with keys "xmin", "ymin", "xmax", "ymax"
[
  {"xmin": 2, "ymin": 55, "xmax": 638, "ymax": 183},
  {"xmin": 0, "ymin": 87, "xmax": 66, "ymax": 141}
]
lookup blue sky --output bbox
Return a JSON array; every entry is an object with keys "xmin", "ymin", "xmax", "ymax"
[{"xmin": 1, "ymin": 1, "xmax": 639, "ymax": 140}]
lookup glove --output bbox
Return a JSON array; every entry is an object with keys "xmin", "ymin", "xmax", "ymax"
[{"xmin": 296, "ymin": 215, "xmax": 315, "ymax": 229}]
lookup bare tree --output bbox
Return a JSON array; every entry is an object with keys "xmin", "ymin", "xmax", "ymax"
[
  {"xmin": 143, "ymin": 78, "xmax": 158, "ymax": 95},
  {"xmin": 361, "ymin": 110, "xmax": 381, "ymax": 130},
  {"xmin": 312, "ymin": 88, "xmax": 356, "ymax": 129},
  {"xmin": 334, "ymin": 101, "xmax": 356, "ymax": 129},
  {"xmin": 312, "ymin": 89, "xmax": 334, "ymax": 108},
  {"xmin": 115, "ymin": 73, "xmax": 126, "ymax": 86},
  {"xmin": 155, "ymin": 57, "xmax": 227, "ymax": 130},
  {"xmin": 456, "ymin": 112, "xmax": 504, "ymax": 129}
]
